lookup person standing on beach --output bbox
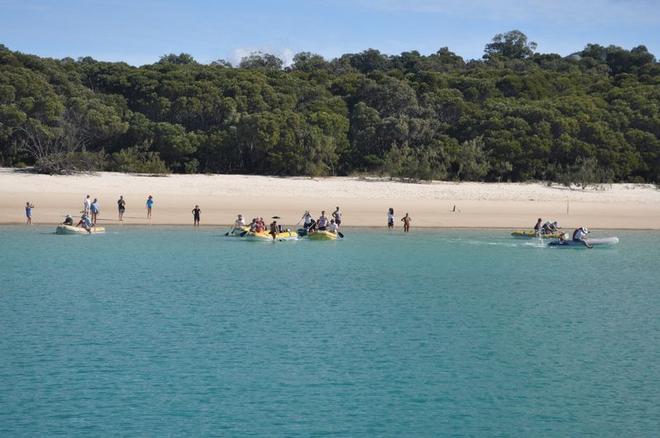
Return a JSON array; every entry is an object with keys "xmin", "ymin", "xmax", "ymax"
[
  {"xmin": 25, "ymin": 202, "xmax": 34, "ymax": 224},
  {"xmin": 401, "ymin": 213, "xmax": 412, "ymax": 232},
  {"xmin": 387, "ymin": 208, "xmax": 395, "ymax": 230},
  {"xmin": 117, "ymin": 195, "xmax": 126, "ymax": 221},
  {"xmin": 146, "ymin": 195, "xmax": 154, "ymax": 219},
  {"xmin": 192, "ymin": 205, "xmax": 201, "ymax": 226},
  {"xmin": 332, "ymin": 206, "xmax": 342, "ymax": 227},
  {"xmin": 90, "ymin": 198, "xmax": 100, "ymax": 225},
  {"xmin": 83, "ymin": 195, "xmax": 91, "ymax": 215}
]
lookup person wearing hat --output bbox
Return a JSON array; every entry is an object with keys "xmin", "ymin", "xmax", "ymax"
[{"xmin": 572, "ymin": 226, "xmax": 592, "ymax": 248}]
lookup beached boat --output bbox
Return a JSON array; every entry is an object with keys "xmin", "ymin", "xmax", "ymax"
[
  {"xmin": 244, "ymin": 230, "xmax": 298, "ymax": 241},
  {"xmin": 306, "ymin": 230, "xmax": 338, "ymax": 241},
  {"xmin": 511, "ymin": 230, "xmax": 563, "ymax": 239},
  {"xmin": 55, "ymin": 225, "xmax": 105, "ymax": 235},
  {"xmin": 548, "ymin": 237, "xmax": 619, "ymax": 248}
]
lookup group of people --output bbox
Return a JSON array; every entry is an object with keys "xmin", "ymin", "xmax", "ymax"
[
  {"xmin": 56, "ymin": 194, "xmax": 155, "ymax": 231},
  {"xmin": 533, "ymin": 217, "xmax": 592, "ymax": 248},
  {"xmin": 233, "ymin": 214, "xmax": 294, "ymax": 238},
  {"xmin": 533, "ymin": 218, "xmax": 561, "ymax": 235},
  {"xmin": 301, "ymin": 207, "xmax": 342, "ymax": 234},
  {"xmin": 387, "ymin": 208, "xmax": 412, "ymax": 232}
]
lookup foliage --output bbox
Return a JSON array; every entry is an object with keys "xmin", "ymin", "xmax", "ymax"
[{"xmin": 0, "ymin": 33, "xmax": 658, "ymax": 182}]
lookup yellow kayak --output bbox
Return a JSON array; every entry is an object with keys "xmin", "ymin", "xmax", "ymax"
[
  {"xmin": 227, "ymin": 226, "xmax": 250, "ymax": 237},
  {"xmin": 307, "ymin": 230, "xmax": 338, "ymax": 241},
  {"xmin": 511, "ymin": 230, "xmax": 563, "ymax": 239},
  {"xmin": 56, "ymin": 225, "xmax": 105, "ymax": 235},
  {"xmin": 244, "ymin": 230, "xmax": 298, "ymax": 241}
]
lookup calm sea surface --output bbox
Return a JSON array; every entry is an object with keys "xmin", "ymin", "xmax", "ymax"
[{"xmin": 1, "ymin": 226, "xmax": 659, "ymax": 436}]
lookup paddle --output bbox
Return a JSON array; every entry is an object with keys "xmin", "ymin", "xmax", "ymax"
[
  {"xmin": 337, "ymin": 231, "xmax": 344, "ymax": 238},
  {"xmin": 240, "ymin": 230, "xmax": 249, "ymax": 237}
]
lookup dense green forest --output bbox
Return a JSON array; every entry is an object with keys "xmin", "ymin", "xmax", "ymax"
[{"xmin": 0, "ymin": 31, "xmax": 659, "ymax": 183}]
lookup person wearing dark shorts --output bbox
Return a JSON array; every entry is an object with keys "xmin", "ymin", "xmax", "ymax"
[
  {"xmin": 117, "ymin": 195, "xmax": 126, "ymax": 221},
  {"xmin": 192, "ymin": 205, "xmax": 201, "ymax": 226},
  {"xmin": 332, "ymin": 206, "xmax": 342, "ymax": 227}
]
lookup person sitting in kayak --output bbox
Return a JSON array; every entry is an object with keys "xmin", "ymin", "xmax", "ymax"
[
  {"xmin": 328, "ymin": 219, "xmax": 339, "ymax": 234},
  {"xmin": 534, "ymin": 218, "xmax": 543, "ymax": 233},
  {"xmin": 307, "ymin": 218, "xmax": 317, "ymax": 233},
  {"xmin": 317, "ymin": 211, "xmax": 329, "ymax": 230},
  {"xmin": 302, "ymin": 211, "xmax": 313, "ymax": 229},
  {"xmin": 76, "ymin": 213, "xmax": 93, "ymax": 233},
  {"xmin": 572, "ymin": 226, "xmax": 592, "ymax": 248},
  {"xmin": 255, "ymin": 218, "xmax": 266, "ymax": 233},
  {"xmin": 542, "ymin": 221, "xmax": 559, "ymax": 234},
  {"xmin": 235, "ymin": 214, "xmax": 246, "ymax": 227},
  {"xmin": 249, "ymin": 218, "xmax": 258, "ymax": 232},
  {"xmin": 63, "ymin": 215, "xmax": 74, "ymax": 226}
]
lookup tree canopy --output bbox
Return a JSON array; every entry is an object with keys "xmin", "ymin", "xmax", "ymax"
[{"xmin": 0, "ymin": 32, "xmax": 658, "ymax": 183}]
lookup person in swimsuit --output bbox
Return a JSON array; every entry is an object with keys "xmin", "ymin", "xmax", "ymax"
[
  {"xmin": 387, "ymin": 208, "xmax": 394, "ymax": 230},
  {"xmin": 533, "ymin": 218, "xmax": 543, "ymax": 233},
  {"xmin": 117, "ymin": 195, "xmax": 126, "ymax": 221},
  {"xmin": 25, "ymin": 202, "xmax": 34, "ymax": 225},
  {"xmin": 401, "ymin": 213, "xmax": 412, "ymax": 232},
  {"xmin": 269, "ymin": 220, "xmax": 278, "ymax": 239},
  {"xmin": 332, "ymin": 207, "xmax": 342, "ymax": 227},
  {"xmin": 146, "ymin": 195, "xmax": 154, "ymax": 219},
  {"xmin": 192, "ymin": 205, "xmax": 201, "ymax": 226}
]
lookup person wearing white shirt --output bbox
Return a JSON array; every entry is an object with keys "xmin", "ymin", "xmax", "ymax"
[
  {"xmin": 83, "ymin": 195, "xmax": 91, "ymax": 215},
  {"xmin": 572, "ymin": 226, "xmax": 592, "ymax": 248}
]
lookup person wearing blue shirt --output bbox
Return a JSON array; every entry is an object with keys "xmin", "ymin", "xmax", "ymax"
[{"xmin": 146, "ymin": 195, "xmax": 154, "ymax": 219}]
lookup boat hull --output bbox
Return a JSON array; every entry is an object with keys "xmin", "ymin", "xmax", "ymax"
[
  {"xmin": 307, "ymin": 230, "xmax": 338, "ymax": 241},
  {"xmin": 511, "ymin": 230, "xmax": 563, "ymax": 239},
  {"xmin": 244, "ymin": 230, "xmax": 299, "ymax": 241},
  {"xmin": 548, "ymin": 237, "xmax": 619, "ymax": 247},
  {"xmin": 55, "ymin": 225, "xmax": 105, "ymax": 235},
  {"xmin": 227, "ymin": 226, "xmax": 249, "ymax": 237}
]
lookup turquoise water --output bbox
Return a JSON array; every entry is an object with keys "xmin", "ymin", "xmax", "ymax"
[{"xmin": 1, "ymin": 226, "xmax": 659, "ymax": 436}]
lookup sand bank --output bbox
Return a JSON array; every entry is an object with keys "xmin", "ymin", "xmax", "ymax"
[{"xmin": 1, "ymin": 168, "xmax": 659, "ymax": 229}]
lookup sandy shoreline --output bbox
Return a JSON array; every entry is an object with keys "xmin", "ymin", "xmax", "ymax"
[{"xmin": 1, "ymin": 168, "xmax": 659, "ymax": 230}]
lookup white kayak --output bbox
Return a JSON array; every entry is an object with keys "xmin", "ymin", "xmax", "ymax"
[
  {"xmin": 548, "ymin": 237, "xmax": 619, "ymax": 247},
  {"xmin": 55, "ymin": 225, "xmax": 106, "ymax": 235}
]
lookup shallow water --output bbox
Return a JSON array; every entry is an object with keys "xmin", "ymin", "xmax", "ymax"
[{"xmin": 1, "ymin": 226, "xmax": 659, "ymax": 436}]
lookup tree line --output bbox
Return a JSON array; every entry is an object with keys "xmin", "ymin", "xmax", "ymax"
[{"xmin": 0, "ymin": 30, "xmax": 658, "ymax": 183}]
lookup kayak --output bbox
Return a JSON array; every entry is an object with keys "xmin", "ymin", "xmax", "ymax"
[
  {"xmin": 548, "ymin": 237, "xmax": 619, "ymax": 247},
  {"xmin": 55, "ymin": 225, "xmax": 105, "ymax": 235},
  {"xmin": 307, "ymin": 230, "xmax": 338, "ymax": 241},
  {"xmin": 227, "ymin": 226, "xmax": 249, "ymax": 237},
  {"xmin": 511, "ymin": 230, "xmax": 563, "ymax": 239},
  {"xmin": 244, "ymin": 230, "xmax": 299, "ymax": 241}
]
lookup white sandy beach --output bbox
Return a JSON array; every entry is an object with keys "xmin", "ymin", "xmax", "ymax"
[{"xmin": 1, "ymin": 168, "xmax": 659, "ymax": 229}]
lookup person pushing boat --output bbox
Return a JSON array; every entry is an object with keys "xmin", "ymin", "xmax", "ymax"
[{"xmin": 534, "ymin": 218, "xmax": 543, "ymax": 233}]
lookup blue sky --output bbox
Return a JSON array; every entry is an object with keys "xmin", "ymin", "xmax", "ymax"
[{"xmin": 1, "ymin": 0, "xmax": 658, "ymax": 65}]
